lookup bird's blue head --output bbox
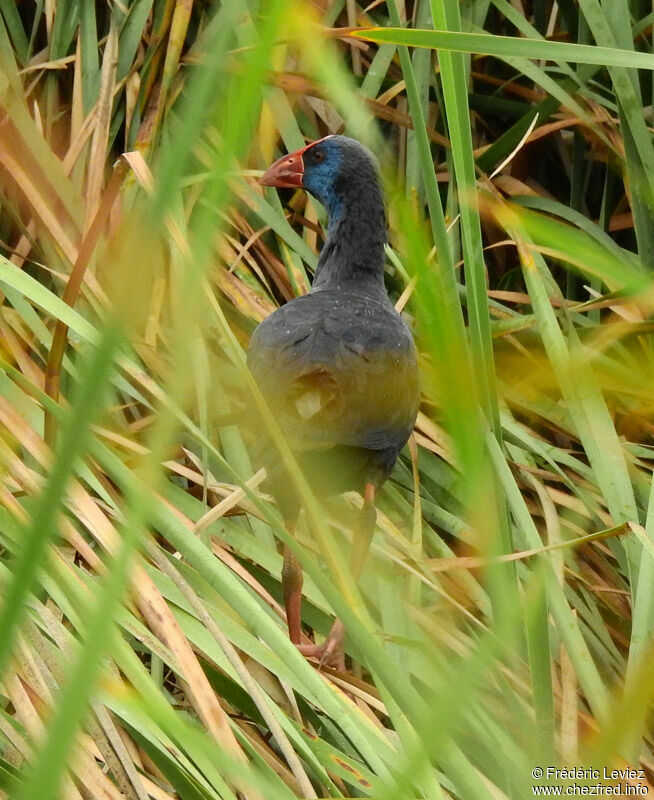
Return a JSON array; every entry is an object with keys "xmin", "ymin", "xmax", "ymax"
[
  {"xmin": 260, "ymin": 135, "xmax": 381, "ymax": 229},
  {"xmin": 300, "ymin": 136, "xmax": 344, "ymax": 221}
]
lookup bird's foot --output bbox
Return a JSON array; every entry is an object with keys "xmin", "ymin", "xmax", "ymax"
[{"xmin": 297, "ymin": 620, "xmax": 345, "ymax": 671}]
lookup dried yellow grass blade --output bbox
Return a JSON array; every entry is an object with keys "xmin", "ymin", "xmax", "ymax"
[
  {"xmin": 133, "ymin": 566, "xmax": 253, "ymax": 776},
  {"xmin": 86, "ymin": 23, "xmax": 119, "ymax": 224},
  {"xmin": 428, "ymin": 523, "xmax": 627, "ymax": 572},
  {"xmin": 0, "ymin": 128, "xmax": 78, "ymax": 264}
]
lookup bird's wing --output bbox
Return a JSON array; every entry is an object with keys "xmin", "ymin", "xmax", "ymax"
[{"xmin": 247, "ymin": 291, "xmax": 419, "ymax": 453}]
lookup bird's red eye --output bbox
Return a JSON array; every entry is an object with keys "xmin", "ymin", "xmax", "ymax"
[{"xmin": 311, "ymin": 150, "xmax": 325, "ymax": 163}]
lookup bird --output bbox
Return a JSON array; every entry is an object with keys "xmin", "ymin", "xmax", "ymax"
[{"xmin": 247, "ymin": 135, "xmax": 419, "ymax": 667}]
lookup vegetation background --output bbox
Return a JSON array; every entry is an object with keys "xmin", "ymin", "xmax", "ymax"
[{"xmin": 0, "ymin": 0, "xmax": 653, "ymax": 798}]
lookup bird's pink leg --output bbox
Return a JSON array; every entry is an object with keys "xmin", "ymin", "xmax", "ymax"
[
  {"xmin": 283, "ymin": 542, "xmax": 345, "ymax": 667},
  {"xmin": 297, "ymin": 483, "xmax": 377, "ymax": 670},
  {"xmin": 297, "ymin": 619, "xmax": 345, "ymax": 670},
  {"xmin": 282, "ymin": 540, "xmax": 304, "ymax": 645}
]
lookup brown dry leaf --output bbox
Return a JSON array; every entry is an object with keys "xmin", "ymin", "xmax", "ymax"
[
  {"xmin": 133, "ymin": 564, "xmax": 250, "ymax": 767},
  {"xmin": 492, "ymin": 174, "xmax": 540, "ymax": 198},
  {"xmin": 215, "ymin": 264, "xmax": 275, "ymax": 322},
  {"xmin": 0, "ymin": 117, "xmax": 79, "ymax": 264},
  {"xmin": 194, "ymin": 467, "xmax": 266, "ymax": 531},
  {"xmin": 427, "ymin": 524, "xmax": 627, "ymax": 572},
  {"xmin": 414, "ymin": 411, "xmax": 455, "ymax": 465},
  {"xmin": 86, "ymin": 23, "xmax": 119, "ymax": 224}
]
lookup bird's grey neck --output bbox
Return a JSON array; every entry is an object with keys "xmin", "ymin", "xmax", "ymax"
[{"xmin": 311, "ymin": 188, "xmax": 387, "ymax": 295}]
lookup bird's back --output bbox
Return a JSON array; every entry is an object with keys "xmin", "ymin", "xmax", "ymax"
[{"xmin": 247, "ymin": 289, "xmax": 419, "ymax": 501}]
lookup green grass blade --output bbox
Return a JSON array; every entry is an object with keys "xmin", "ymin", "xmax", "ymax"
[
  {"xmin": 0, "ymin": 321, "xmax": 121, "ymax": 684},
  {"xmin": 429, "ymin": 0, "xmax": 500, "ymax": 435},
  {"xmin": 352, "ymin": 26, "xmax": 654, "ymax": 69}
]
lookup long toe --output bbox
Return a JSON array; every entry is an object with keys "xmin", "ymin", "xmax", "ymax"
[{"xmin": 297, "ymin": 619, "xmax": 346, "ymax": 671}]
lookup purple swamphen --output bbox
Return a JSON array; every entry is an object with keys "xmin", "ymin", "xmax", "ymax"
[{"xmin": 248, "ymin": 135, "xmax": 419, "ymax": 666}]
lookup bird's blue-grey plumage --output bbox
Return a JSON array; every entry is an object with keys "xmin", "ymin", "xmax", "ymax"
[{"xmin": 248, "ymin": 136, "xmax": 419, "ymax": 516}]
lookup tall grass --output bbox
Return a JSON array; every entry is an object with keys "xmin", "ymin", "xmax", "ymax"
[{"xmin": 0, "ymin": 1, "xmax": 653, "ymax": 798}]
